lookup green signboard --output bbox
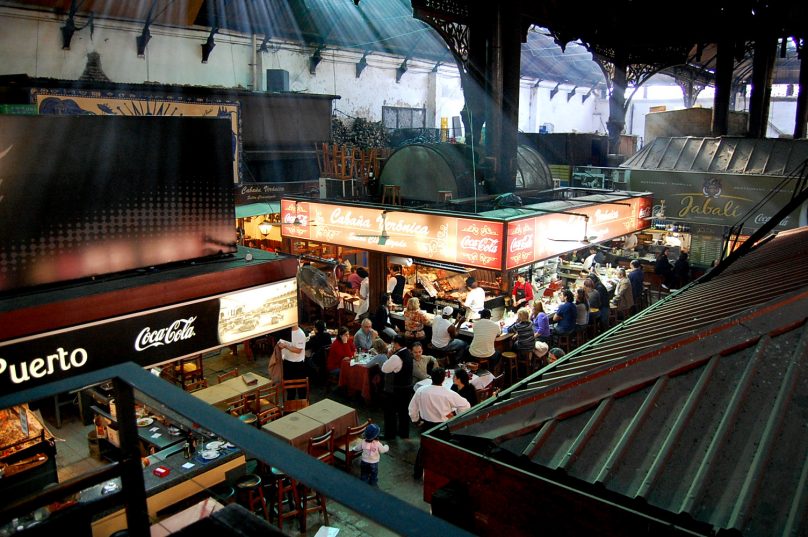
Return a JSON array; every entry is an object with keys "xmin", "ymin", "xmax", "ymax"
[{"xmin": 630, "ymin": 170, "xmax": 807, "ymax": 232}]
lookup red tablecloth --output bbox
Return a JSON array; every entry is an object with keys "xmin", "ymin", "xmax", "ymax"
[{"xmin": 338, "ymin": 358, "xmax": 378, "ymax": 403}]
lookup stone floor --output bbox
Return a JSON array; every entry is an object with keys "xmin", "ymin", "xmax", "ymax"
[{"xmin": 36, "ymin": 346, "xmax": 426, "ymax": 537}]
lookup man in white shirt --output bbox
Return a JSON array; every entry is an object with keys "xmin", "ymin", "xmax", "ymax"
[
  {"xmin": 386, "ymin": 266, "xmax": 398, "ymax": 294},
  {"xmin": 271, "ymin": 323, "xmax": 307, "ymax": 397},
  {"xmin": 380, "ymin": 335, "xmax": 414, "ymax": 440},
  {"xmin": 408, "ymin": 367, "xmax": 471, "ymax": 480},
  {"xmin": 468, "ymin": 309, "xmax": 501, "ymax": 369},
  {"xmin": 463, "ymin": 277, "xmax": 485, "ymax": 320},
  {"xmin": 430, "ymin": 306, "xmax": 467, "ymax": 358},
  {"xmin": 355, "ymin": 267, "xmax": 370, "ymax": 318}
]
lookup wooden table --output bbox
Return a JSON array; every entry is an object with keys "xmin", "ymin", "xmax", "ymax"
[
  {"xmin": 191, "ymin": 374, "xmax": 271, "ymax": 409},
  {"xmin": 298, "ymin": 399, "xmax": 358, "ymax": 439},
  {"xmin": 262, "ymin": 413, "xmax": 325, "ymax": 451}
]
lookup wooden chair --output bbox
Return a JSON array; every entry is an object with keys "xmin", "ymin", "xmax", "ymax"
[
  {"xmin": 301, "ymin": 428, "xmax": 334, "ymax": 531},
  {"xmin": 226, "ymin": 394, "xmax": 258, "ymax": 426},
  {"xmin": 224, "ymin": 395, "xmax": 249, "ymax": 416},
  {"xmin": 218, "ymin": 368, "xmax": 239, "ymax": 383},
  {"xmin": 175, "ymin": 355, "xmax": 204, "ymax": 387},
  {"xmin": 257, "ymin": 406, "xmax": 282, "ymax": 426},
  {"xmin": 184, "ymin": 379, "xmax": 209, "ymax": 392},
  {"xmin": 281, "ymin": 379, "xmax": 310, "ymax": 414},
  {"xmin": 476, "ymin": 386, "xmax": 493, "ymax": 401},
  {"xmin": 256, "ymin": 384, "xmax": 281, "ymax": 413},
  {"xmin": 307, "ymin": 427, "xmax": 335, "ymax": 465},
  {"xmin": 334, "ymin": 419, "xmax": 371, "ymax": 471}
]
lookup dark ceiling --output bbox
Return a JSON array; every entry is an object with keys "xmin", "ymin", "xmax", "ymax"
[{"xmin": 3, "ymin": 0, "xmax": 805, "ymax": 88}]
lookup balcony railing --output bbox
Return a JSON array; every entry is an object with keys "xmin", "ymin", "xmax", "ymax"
[{"xmin": 0, "ymin": 362, "xmax": 472, "ymax": 537}]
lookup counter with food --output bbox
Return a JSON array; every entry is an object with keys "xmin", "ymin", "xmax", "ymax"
[{"xmin": 0, "ymin": 405, "xmax": 58, "ymax": 499}]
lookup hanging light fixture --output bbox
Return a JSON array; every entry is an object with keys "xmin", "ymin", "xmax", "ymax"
[
  {"xmin": 257, "ymin": 217, "xmax": 273, "ymax": 236},
  {"xmin": 201, "ymin": 28, "xmax": 218, "ymax": 63}
]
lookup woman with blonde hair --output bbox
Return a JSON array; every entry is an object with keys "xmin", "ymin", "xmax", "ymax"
[{"xmin": 403, "ymin": 297, "xmax": 430, "ymax": 341}]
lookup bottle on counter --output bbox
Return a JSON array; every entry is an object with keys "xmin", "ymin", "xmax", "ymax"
[{"xmin": 183, "ymin": 441, "xmax": 192, "ymax": 459}]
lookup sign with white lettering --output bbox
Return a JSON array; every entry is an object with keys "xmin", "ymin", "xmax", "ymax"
[
  {"xmin": 505, "ymin": 195, "xmax": 652, "ymax": 269},
  {"xmin": 281, "ymin": 200, "xmax": 504, "ymax": 270},
  {"xmin": 234, "ymin": 182, "xmax": 319, "ymax": 204},
  {"xmin": 0, "ymin": 280, "xmax": 297, "ymax": 393}
]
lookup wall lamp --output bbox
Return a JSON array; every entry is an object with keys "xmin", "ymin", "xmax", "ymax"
[{"xmin": 201, "ymin": 28, "xmax": 218, "ymax": 63}]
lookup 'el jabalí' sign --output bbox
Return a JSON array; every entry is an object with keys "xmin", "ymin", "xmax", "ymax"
[
  {"xmin": 0, "ymin": 280, "xmax": 298, "ymax": 393},
  {"xmin": 630, "ymin": 170, "xmax": 807, "ymax": 231},
  {"xmin": 280, "ymin": 200, "xmax": 504, "ymax": 270}
]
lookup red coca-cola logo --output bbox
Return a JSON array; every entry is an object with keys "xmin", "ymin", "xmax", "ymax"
[
  {"xmin": 509, "ymin": 233, "xmax": 533, "ymax": 252},
  {"xmin": 460, "ymin": 235, "xmax": 499, "ymax": 253}
]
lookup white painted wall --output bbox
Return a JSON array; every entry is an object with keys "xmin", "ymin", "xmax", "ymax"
[{"xmin": 0, "ymin": 6, "xmax": 798, "ymax": 144}]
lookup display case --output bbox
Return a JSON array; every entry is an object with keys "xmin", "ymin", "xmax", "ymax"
[{"xmin": 0, "ymin": 405, "xmax": 58, "ymax": 499}]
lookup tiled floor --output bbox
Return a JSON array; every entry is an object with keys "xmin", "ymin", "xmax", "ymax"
[{"xmin": 37, "ymin": 346, "xmax": 426, "ymax": 536}]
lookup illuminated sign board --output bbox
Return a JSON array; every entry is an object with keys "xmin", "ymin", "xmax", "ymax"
[
  {"xmin": 282, "ymin": 196, "xmax": 651, "ymax": 271},
  {"xmin": 281, "ymin": 200, "xmax": 503, "ymax": 270},
  {"xmin": 505, "ymin": 195, "xmax": 653, "ymax": 269},
  {"xmin": 0, "ymin": 280, "xmax": 297, "ymax": 392}
]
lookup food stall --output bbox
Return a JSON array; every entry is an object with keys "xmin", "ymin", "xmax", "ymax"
[
  {"xmin": 622, "ymin": 136, "xmax": 808, "ymax": 267},
  {"xmin": 0, "ymin": 405, "xmax": 58, "ymax": 499},
  {"xmin": 280, "ymin": 192, "xmax": 652, "ymax": 320}
]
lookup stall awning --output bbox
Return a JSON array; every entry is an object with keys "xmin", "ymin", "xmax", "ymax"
[{"xmin": 235, "ymin": 202, "xmax": 280, "ymax": 219}]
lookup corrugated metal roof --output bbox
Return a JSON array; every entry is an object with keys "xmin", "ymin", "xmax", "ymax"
[
  {"xmin": 622, "ymin": 137, "xmax": 808, "ymax": 176},
  {"xmin": 443, "ymin": 226, "xmax": 808, "ymax": 536}
]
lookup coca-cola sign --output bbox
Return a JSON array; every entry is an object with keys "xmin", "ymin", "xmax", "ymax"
[
  {"xmin": 135, "ymin": 317, "xmax": 197, "ymax": 351},
  {"xmin": 0, "ymin": 281, "xmax": 297, "ymax": 393},
  {"xmin": 456, "ymin": 219, "xmax": 502, "ymax": 269}
]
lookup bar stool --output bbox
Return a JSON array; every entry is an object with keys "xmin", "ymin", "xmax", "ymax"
[
  {"xmin": 437, "ymin": 190, "xmax": 453, "ymax": 203},
  {"xmin": 555, "ymin": 332, "xmax": 575, "ymax": 353},
  {"xmin": 516, "ymin": 350, "xmax": 534, "ymax": 380},
  {"xmin": 501, "ymin": 352, "xmax": 518, "ymax": 386},
  {"xmin": 381, "ymin": 184, "xmax": 401, "ymax": 205},
  {"xmin": 235, "ymin": 473, "xmax": 269, "ymax": 522},
  {"xmin": 269, "ymin": 466, "xmax": 302, "ymax": 530}
]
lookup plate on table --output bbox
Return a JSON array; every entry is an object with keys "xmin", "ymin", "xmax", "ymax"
[
  {"xmin": 167, "ymin": 426, "xmax": 182, "ymax": 436},
  {"xmin": 200, "ymin": 449, "xmax": 220, "ymax": 460},
  {"xmin": 136, "ymin": 417, "xmax": 154, "ymax": 427},
  {"xmin": 205, "ymin": 441, "xmax": 225, "ymax": 451}
]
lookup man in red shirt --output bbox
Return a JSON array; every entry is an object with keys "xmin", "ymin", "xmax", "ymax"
[{"xmin": 511, "ymin": 273, "xmax": 534, "ymax": 312}]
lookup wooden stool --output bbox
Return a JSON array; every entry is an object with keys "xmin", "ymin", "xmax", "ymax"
[
  {"xmin": 437, "ymin": 190, "xmax": 453, "ymax": 203},
  {"xmin": 269, "ymin": 467, "xmax": 302, "ymax": 530},
  {"xmin": 235, "ymin": 473, "xmax": 269, "ymax": 522},
  {"xmin": 516, "ymin": 350, "xmax": 533, "ymax": 380},
  {"xmin": 555, "ymin": 333, "xmax": 575, "ymax": 353},
  {"xmin": 501, "ymin": 352, "xmax": 518, "ymax": 386},
  {"xmin": 381, "ymin": 184, "xmax": 401, "ymax": 205}
]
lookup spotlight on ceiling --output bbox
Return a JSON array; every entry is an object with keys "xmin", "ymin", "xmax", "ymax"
[
  {"xmin": 201, "ymin": 28, "xmax": 217, "ymax": 64},
  {"xmin": 61, "ymin": 17, "xmax": 76, "ymax": 50},
  {"xmin": 136, "ymin": 26, "xmax": 151, "ymax": 58}
]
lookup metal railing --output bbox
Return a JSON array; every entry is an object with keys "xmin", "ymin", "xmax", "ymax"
[{"xmin": 0, "ymin": 362, "xmax": 472, "ymax": 537}]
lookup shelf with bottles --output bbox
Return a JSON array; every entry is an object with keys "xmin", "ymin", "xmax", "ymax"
[{"xmin": 650, "ymin": 219, "xmax": 692, "ymax": 233}]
